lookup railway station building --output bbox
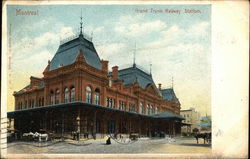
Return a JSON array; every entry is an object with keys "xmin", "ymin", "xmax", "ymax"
[{"xmin": 7, "ymin": 23, "xmax": 184, "ymax": 139}]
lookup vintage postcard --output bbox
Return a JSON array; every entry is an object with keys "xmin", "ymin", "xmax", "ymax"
[{"xmin": 1, "ymin": 1, "xmax": 248, "ymax": 159}]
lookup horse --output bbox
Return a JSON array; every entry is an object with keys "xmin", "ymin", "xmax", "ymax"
[
  {"xmin": 23, "ymin": 132, "xmax": 34, "ymax": 141},
  {"xmin": 194, "ymin": 132, "xmax": 211, "ymax": 144},
  {"xmin": 33, "ymin": 132, "xmax": 48, "ymax": 142},
  {"xmin": 23, "ymin": 132, "xmax": 34, "ymax": 137}
]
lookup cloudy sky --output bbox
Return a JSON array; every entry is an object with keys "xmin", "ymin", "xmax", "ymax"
[{"xmin": 6, "ymin": 5, "xmax": 211, "ymax": 116}]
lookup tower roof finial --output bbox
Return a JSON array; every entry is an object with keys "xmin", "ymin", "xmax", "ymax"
[
  {"xmin": 80, "ymin": 9, "xmax": 83, "ymax": 35},
  {"xmin": 133, "ymin": 42, "xmax": 136, "ymax": 67}
]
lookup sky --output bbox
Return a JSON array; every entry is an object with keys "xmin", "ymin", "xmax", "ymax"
[{"xmin": 6, "ymin": 4, "xmax": 211, "ymax": 116}]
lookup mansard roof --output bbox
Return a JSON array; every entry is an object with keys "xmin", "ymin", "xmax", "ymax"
[
  {"xmin": 116, "ymin": 65, "xmax": 157, "ymax": 89},
  {"xmin": 161, "ymin": 88, "xmax": 179, "ymax": 102},
  {"xmin": 49, "ymin": 34, "xmax": 102, "ymax": 70}
]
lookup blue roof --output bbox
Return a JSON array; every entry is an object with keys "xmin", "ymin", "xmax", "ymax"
[
  {"xmin": 116, "ymin": 65, "xmax": 157, "ymax": 89},
  {"xmin": 50, "ymin": 34, "xmax": 102, "ymax": 70},
  {"xmin": 161, "ymin": 88, "xmax": 178, "ymax": 102},
  {"xmin": 150, "ymin": 112, "xmax": 185, "ymax": 120}
]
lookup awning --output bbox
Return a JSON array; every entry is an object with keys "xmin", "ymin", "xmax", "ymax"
[
  {"xmin": 181, "ymin": 123, "xmax": 192, "ymax": 126},
  {"xmin": 149, "ymin": 112, "xmax": 185, "ymax": 121}
]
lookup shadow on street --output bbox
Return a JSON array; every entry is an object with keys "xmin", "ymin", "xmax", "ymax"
[{"xmin": 180, "ymin": 143, "xmax": 211, "ymax": 147}]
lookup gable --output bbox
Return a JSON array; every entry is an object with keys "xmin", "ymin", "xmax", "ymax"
[{"xmin": 145, "ymin": 84, "xmax": 159, "ymax": 96}]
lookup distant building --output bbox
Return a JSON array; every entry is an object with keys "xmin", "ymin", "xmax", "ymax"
[
  {"xmin": 199, "ymin": 116, "xmax": 211, "ymax": 131},
  {"xmin": 180, "ymin": 107, "xmax": 201, "ymax": 133}
]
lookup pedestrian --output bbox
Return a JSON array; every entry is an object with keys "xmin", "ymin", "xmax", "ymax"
[{"xmin": 106, "ymin": 136, "xmax": 111, "ymax": 145}]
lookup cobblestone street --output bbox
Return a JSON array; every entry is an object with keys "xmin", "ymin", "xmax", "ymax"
[{"xmin": 7, "ymin": 137, "xmax": 211, "ymax": 154}]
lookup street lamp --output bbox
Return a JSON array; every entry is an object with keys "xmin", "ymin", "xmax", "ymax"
[{"xmin": 76, "ymin": 116, "xmax": 80, "ymax": 141}]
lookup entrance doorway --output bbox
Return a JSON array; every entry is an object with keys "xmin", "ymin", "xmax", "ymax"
[{"xmin": 107, "ymin": 120, "xmax": 115, "ymax": 134}]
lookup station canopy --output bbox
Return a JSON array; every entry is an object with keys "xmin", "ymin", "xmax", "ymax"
[{"xmin": 7, "ymin": 101, "xmax": 184, "ymax": 121}]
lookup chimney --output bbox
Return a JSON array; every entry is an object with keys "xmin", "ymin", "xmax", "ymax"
[
  {"xmin": 158, "ymin": 83, "xmax": 162, "ymax": 90},
  {"xmin": 101, "ymin": 60, "xmax": 108, "ymax": 73},
  {"xmin": 112, "ymin": 66, "xmax": 119, "ymax": 81},
  {"xmin": 43, "ymin": 60, "xmax": 50, "ymax": 74}
]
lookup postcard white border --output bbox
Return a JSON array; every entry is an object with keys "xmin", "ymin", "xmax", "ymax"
[{"xmin": 1, "ymin": 1, "xmax": 249, "ymax": 158}]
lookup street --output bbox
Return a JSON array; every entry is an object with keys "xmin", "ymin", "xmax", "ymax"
[{"xmin": 7, "ymin": 137, "xmax": 211, "ymax": 154}]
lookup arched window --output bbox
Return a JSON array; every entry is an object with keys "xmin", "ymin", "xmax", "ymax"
[
  {"xmin": 155, "ymin": 107, "xmax": 158, "ymax": 114},
  {"xmin": 139, "ymin": 103, "xmax": 143, "ymax": 114},
  {"xmin": 151, "ymin": 105, "xmax": 154, "ymax": 114},
  {"xmin": 55, "ymin": 89, "xmax": 60, "ymax": 104},
  {"xmin": 64, "ymin": 88, "xmax": 69, "ymax": 103},
  {"xmin": 86, "ymin": 86, "xmax": 92, "ymax": 104},
  {"xmin": 50, "ymin": 90, "xmax": 54, "ymax": 105},
  {"xmin": 70, "ymin": 87, "xmax": 75, "ymax": 102},
  {"xmin": 94, "ymin": 88, "xmax": 100, "ymax": 105}
]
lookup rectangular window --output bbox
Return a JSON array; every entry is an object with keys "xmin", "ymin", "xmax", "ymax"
[
  {"xmin": 139, "ymin": 103, "xmax": 143, "ymax": 114},
  {"xmin": 106, "ymin": 97, "xmax": 116, "ymax": 108},
  {"xmin": 113, "ymin": 99, "xmax": 115, "ymax": 108},
  {"xmin": 129, "ymin": 104, "xmax": 135, "ymax": 112},
  {"xmin": 119, "ymin": 100, "xmax": 127, "ymax": 110},
  {"xmin": 106, "ymin": 98, "xmax": 109, "ymax": 107},
  {"xmin": 109, "ymin": 98, "xmax": 112, "ymax": 108}
]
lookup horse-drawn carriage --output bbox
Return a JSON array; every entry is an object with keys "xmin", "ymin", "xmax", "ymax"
[
  {"xmin": 22, "ymin": 129, "xmax": 51, "ymax": 142},
  {"xmin": 194, "ymin": 131, "xmax": 211, "ymax": 144}
]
